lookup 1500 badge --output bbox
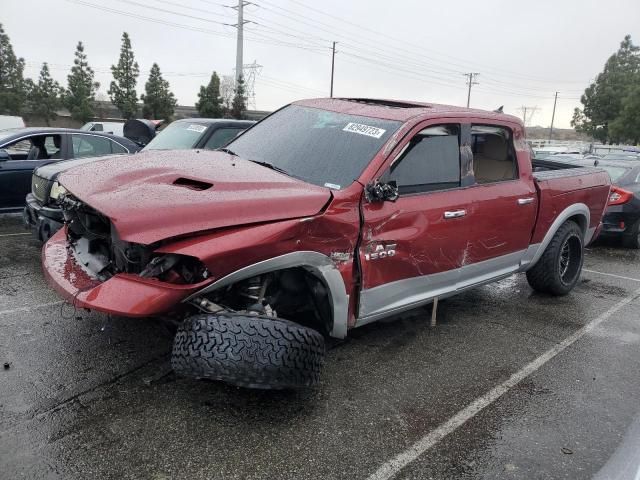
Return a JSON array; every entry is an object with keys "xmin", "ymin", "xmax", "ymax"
[{"xmin": 364, "ymin": 243, "xmax": 397, "ymax": 261}]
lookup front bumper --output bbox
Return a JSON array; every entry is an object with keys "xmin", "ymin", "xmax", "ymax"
[
  {"xmin": 42, "ymin": 228, "xmax": 208, "ymax": 317},
  {"xmin": 23, "ymin": 194, "xmax": 64, "ymax": 242}
]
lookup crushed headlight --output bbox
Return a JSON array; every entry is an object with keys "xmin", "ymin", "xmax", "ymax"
[
  {"xmin": 49, "ymin": 181, "xmax": 68, "ymax": 200},
  {"xmin": 139, "ymin": 254, "xmax": 210, "ymax": 284}
]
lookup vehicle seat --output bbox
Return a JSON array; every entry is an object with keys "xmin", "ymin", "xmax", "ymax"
[
  {"xmin": 27, "ymin": 146, "xmax": 44, "ymax": 160},
  {"xmin": 474, "ymin": 135, "xmax": 515, "ymax": 183},
  {"xmin": 49, "ymin": 136, "xmax": 62, "ymax": 159}
]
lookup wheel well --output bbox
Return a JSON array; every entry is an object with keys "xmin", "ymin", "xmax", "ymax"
[
  {"xmin": 202, "ymin": 267, "xmax": 333, "ymax": 336},
  {"xmin": 567, "ymin": 214, "xmax": 588, "ymax": 237}
]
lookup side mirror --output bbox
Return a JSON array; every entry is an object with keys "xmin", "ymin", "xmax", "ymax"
[
  {"xmin": 365, "ymin": 180, "xmax": 399, "ymax": 203},
  {"xmin": 0, "ymin": 149, "xmax": 10, "ymax": 162}
]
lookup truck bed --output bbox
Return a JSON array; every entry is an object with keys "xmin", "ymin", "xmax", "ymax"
[{"xmin": 530, "ymin": 160, "xmax": 611, "ymax": 245}]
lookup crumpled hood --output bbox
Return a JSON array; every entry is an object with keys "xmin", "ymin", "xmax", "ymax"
[{"xmin": 58, "ymin": 149, "xmax": 331, "ymax": 244}]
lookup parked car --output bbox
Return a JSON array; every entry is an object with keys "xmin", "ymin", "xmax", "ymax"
[
  {"xmin": 533, "ymin": 146, "xmax": 582, "ymax": 158},
  {"xmin": 143, "ymin": 118, "xmax": 255, "ymax": 151},
  {"xmin": 42, "ymin": 98, "xmax": 610, "ymax": 390},
  {"xmin": 602, "ymin": 153, "xmax": 640, "ymax": 161},
  {"xmin": 23, "ymin": 119, "xmax": 254, "ymax": 242},
  {"xmin": 0, "ymin": 127, "xmax": 139, "ymax": 213},
  {"xmin": 0, "ymin": 115, "xmax": 25, "ymax": 131},
  {"xmin": 81, "ymin": 121, "xmax": 125, "ymax": 137},
  {"xmin": 596, "ymin": 160, "xmax": 640, "ymax": 247}
]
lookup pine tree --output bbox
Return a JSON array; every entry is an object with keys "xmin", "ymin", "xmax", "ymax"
[
  {"xmin": 29, "ymin": 63, "xmax": 63, "ymax": 125},
  {"xmin": 231, "ymin": 75, "xmax": 247, "ymax": 120},
  {"xmin": 0, "ymin": 24, "xmax": 28, "ymax": 115},
  {"xmin": 141, "ymin": 63, "xmax": 177, "ymax": 120},
  {"xmin": 196, "ymin": 71, "xmax": 223, "ymax": 118},
  {"xmin": 65, "ymin": 41, "xmax": 100, "ymax": 123},
  {"xmin": 109, "ymin": 32, "xmax": 139, "ymax": 119},
  {"xmin": 572, "ymin": 35, "xmax": 640, "ymax": 143}
]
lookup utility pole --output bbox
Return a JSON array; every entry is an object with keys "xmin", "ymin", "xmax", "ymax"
[
  {"xmin": 330, "ymin": 41, "xmax": 336, "ymax": 98},
  {"xmin": 464, "ymin": 72, "xmax": 480, "ymax": 107},
  {"xmin": 231, "ymin": 1, "xmax": 251, "ymax": 85},
  {"xmin": 549, "ymin": 92, "xmax": 558, "ymax": 141}
]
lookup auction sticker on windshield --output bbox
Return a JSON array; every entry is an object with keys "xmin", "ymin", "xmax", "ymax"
[
  {"xmin": 187, "ymin": 124, "xmax": 207, "ymax": 133},
  {"xmin": 343, "ymin": 122, "xmax": 386, "ymax": 139}
]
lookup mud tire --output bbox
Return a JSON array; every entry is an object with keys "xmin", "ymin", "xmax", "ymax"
[
  {"xmin": 622, "ymin": 220, "xmax": 640, "ymax": 249},
  {"xmin": 526, "ymin": 220, "xmax": 584, "ymax": 296},
  {"xmin": 171, "ymin": 313, "xmax": 325, "ymax": 389}
]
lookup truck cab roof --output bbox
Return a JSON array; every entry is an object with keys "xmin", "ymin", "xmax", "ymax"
[{"xmin": 294, "ymin": 98, "xmax": 524, "ymax": 126}]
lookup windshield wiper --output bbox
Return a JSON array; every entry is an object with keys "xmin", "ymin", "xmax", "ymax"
[
  {"xmin": 249, "ymin": 160, "xmax": 291, "ymax": 177},
  {"xmin": 218, "ymin": 147, "xmax": 238, "ymax": 156}
]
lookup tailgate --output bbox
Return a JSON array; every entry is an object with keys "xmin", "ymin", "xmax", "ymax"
[{"xmin": 531, "ymin": 167, "xmax": 611, "ymax": 244}]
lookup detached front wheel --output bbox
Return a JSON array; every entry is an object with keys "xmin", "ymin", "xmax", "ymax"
[
  {"xmin": 526, "ymin": 220, "xmax": 584, "ymax": 296},
  {"xmin": 171, "ymin": 313, "xmax": 325, "ymax": 389}
]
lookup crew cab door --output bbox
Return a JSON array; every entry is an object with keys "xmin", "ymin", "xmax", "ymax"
[
  {"xmin": 358, "ymin": 122, "xmax": 473, "ymax": 322},
  {"xmin": 463, "ymin": 123, "xmax": 537, "ymax": 272}
]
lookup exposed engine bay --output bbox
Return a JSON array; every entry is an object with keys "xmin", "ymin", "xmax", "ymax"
[
  {"xmin": 60, "ymin": 195, "xmax": 209, "ymax": 284},
  {"xmin": 60, "ymin": 195, "xmax": 332, "ymax": 335}
]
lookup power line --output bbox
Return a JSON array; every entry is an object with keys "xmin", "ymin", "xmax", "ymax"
[
  {"xmin": 64, "ymin": 0, "xmax": 330, "ymax": 53},
  {"xmin": 259, "ymin": 0, "xmax": 589, "ymax": 86},
  {"xmin": 62, "ymin": 0, "xmax": 586, "ymax": 109}
]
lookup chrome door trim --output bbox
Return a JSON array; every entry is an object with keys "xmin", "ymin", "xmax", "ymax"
[
  {"xmin": 356, "ymin": 249, "xmax": 526, "ymax": 326},
  {"xmin": 183, "ymin": 251, "xmax": 349, "ymax": 339}
]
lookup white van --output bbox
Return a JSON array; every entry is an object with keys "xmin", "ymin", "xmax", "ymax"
[
  {"xmin": 0, "ymin": 116, "xmax": 25, "ymax": 131},
  {"xmin": 81, "ymin": 121, "xmax": 125, "ymax": 137}
]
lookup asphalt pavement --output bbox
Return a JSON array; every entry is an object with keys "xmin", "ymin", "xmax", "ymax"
[{"xmin": 1, "ymin": 213, "xmax": 640, "ymax": 480}]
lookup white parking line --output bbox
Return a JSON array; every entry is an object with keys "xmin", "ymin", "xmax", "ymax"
[
  {"xmin": 583, "ymin": 268, "xmax": 640, "ymax": 283},
  {"xmin": 0, "ymin": 301, "xmax": 65, "ymax": 316},
  {"xmin": 0, "ymin": 232, "xmax": 30, "ymax": 238},
  {"xmin": 367, "ymin": 285, "xmax": 640, "ymax": 480}
]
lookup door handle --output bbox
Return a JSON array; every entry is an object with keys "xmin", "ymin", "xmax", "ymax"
[
  {"xmin": 517, "ymin": 198, "xmax": 534, "ymax": 205},
  {"xmin": 443, "ymin": 209, "xmax": 467, "ymax": 219}
]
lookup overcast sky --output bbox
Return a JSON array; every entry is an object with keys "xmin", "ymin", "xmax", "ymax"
[{"xmin": 4, "ymin": 0, "xmax": 640, "ymax": 128}]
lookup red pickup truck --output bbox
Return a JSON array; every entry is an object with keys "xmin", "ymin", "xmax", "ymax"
[{"xmin": 42, "ymin": 98, "xmax": 611, "ymax": 389}]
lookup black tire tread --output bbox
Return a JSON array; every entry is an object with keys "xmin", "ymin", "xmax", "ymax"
[
  {"xmin": 622, "ymin": 220, "xmax": 640, "ymax": 249},
  {"xmin": 171, "ymin": 313, "xmax": 325, "ymax": 389},
  {"xmin": 526, "ymin": 220, "xmax": 583, "ymax": 296}
]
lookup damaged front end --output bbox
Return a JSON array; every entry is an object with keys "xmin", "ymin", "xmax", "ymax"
[{"xmin": 60, "ymin": 195, "xmax": 210, "ymax": 285}]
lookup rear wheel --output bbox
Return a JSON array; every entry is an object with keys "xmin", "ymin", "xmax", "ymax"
[
  {"xmin": 622, "ymin": 220, "xmax": 640, "ymax": 249},
  {"xmin": 171, "ymin": 313, "xmax": 325, "ymax": 389},
  {"xmin": 526, "ymin": 220, "xmax": 584, "ymax": 296}
]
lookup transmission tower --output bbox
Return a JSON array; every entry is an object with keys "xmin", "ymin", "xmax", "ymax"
[
  {"xmin": 518, "ymin": 106, "xmax": 540, "ymax": 127},
  {"xmin": 238, "ymin": 60, "xmax": 262, "ymax": 109}
]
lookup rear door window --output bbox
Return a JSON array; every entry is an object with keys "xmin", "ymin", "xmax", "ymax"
[
  {"xmin": 471, "ymin": 125, "xmax": 518, "ymax": 184},
  {"xmin": 204, "ymin": 128, "xmax": 245, "ymax": 150},
  {"xmin": 72, "ymin": 135, "xmax": 113, "ymax": 158},
  {"xmin": 387, "ymin": 125, "xmax": 461, "ymax": 195},
  {"xmin": 111, "ymin": 141, "xmax": 128, "ymax": 154}
]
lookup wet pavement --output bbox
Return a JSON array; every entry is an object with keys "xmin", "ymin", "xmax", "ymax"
[{"xmin": 1, "ymin": 213, "xmax": 639, "ymax": 480}]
